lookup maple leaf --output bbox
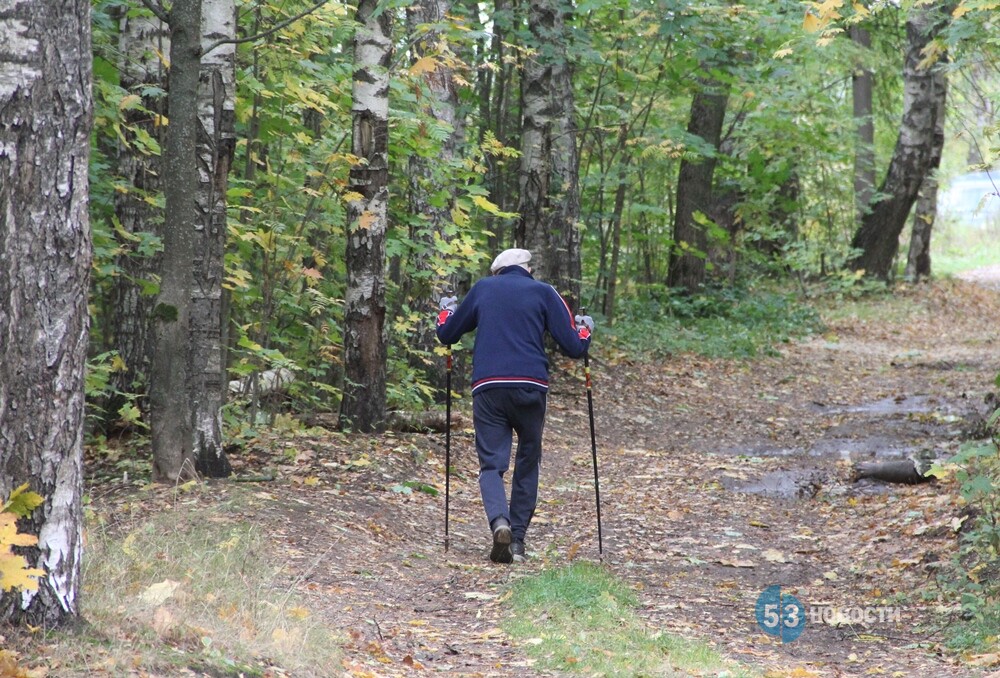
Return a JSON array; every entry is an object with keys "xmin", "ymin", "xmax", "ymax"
[
  {"xmin": 2, "ymin": 484, "xmax": 44, "ymax": 518},
  {"xmin": 0, "ymin": 513, "xmax": 36, "ymax": 548},
  {"xmin": 357, "ymin": 210, "xmax": 377, "ymax": 230},
  {"xmin": 409, "ymin": 55, "xmax": 438, "ymax": 76}
]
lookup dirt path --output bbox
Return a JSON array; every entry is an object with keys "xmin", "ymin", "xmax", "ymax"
[{"xmin": 241, "ymin": 276, "xmax": 1000, "ymax": 677}]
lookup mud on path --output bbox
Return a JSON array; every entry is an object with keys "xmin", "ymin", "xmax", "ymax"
[{"xmin": 213, "ymin": 276, "xmax": 1000, "ymax": 677}]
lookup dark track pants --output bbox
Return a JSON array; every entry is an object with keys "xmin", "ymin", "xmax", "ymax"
[{"xmin": 472, "ymin": 387, "xmax": 546, "ymax": 542}]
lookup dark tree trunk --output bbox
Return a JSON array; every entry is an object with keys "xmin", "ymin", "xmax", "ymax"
[
  {"xmin": 517, "ymin": 0, "xmax": 581, "ymax": 306},
  {"xmin": 666, "ymin": 79, "xmax": 729, "ymax": 292},
  {"xmin": 0, "ymin": 0, "xmax": 91, "ymax": 625},
  {"xmin": 150, "ymin": 0, "xmax": 203, "ymax": 480},
  {"xmin": 404, "ymin": 0, "xmax": 464, "ymax": 396},
  {"xmin": 850, "ymin": 25, "xmax": 876, "ymax": 226},
  {"xmin": 108, "ymin": 12, "xmax": 171, "ymax": 425},
  {"xmin": 847, "ymin": 3, "xmax": 952, "ymax": 279},
  {"xmin": 340, "ymin": 0, "xmax": 392, "ymax": 432}
]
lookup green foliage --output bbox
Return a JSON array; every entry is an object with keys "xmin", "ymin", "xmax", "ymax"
[
  {"xmin": 611, "ymin": 283, "xmax": 823, "ymax": 359},
  {"xmin": 505, "ymin": 562, "xmax": 752, "ymax": 676},
  {"xmin": 85, "ymin": 352, "xmax": 147, "ymax": 437},
  {"xmin": 932, "ymin": 385, "xmax": 1000, "ymax": 651},
  {"xmin": 81, "ymin": 0, "xmax": 1000, "ymax": 438}
]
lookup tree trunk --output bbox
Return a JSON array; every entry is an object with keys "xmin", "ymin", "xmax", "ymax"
[
  {"xmin": 904, "ymin": 176, "xmax": 938, "ymax": 282},
  {"xmin": 847, "ymin": 3, "xmax": 952, "ymax": 279},
  {"xmin": 666, "ymin": 78, "xmax": 729, "ymax": 293},
  {"xmin": 108, "ymin": 11, "xmax": 170, "ymax": 425},
  {"xmin": 850, "ymin": 25, "xmax": 876, "ymax": 226},
  {"xmin": 603, "ymin": 120, "xmax": 629, "ymax": 323},
  {"xmin": 191, "ymin": 0, "xmax": 236, "ymax": 476},
  {"xmin": 339, "ymin": 0, "xmax": 392, "ymax": 433},
  {"xmin": 517, "ymin": 0, "xmax": 581, "ymax": 306},
  {"xmin": 905, "ymin": 72, "xmax": 947, "ymax": 282},
  {"xmin": 482, "ymin": 0, "xmax": 517, "ymax": 252},
  {"xmin": 150, "ymin": 0, "xmax": 203, "ymax": 481},
  {"xmin": 404, "ymin": 0, "xmax": 463, "ymax": 395},
  {"xmin": 0, "ymin": 0, "xmax": 91, "ymax": 625}
]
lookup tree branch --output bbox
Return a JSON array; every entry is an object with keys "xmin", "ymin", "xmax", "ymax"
[
  {"xmin": 139, "ymin": 0, "xmax": 169, "ymax": 25},
  {"xmin": 201, "ymin": 0, "xmax": 331, "ymax": 57}
]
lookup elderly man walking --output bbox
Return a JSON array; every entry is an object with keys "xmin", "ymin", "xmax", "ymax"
[{"xmin": 436, "ymin": 248, "xmax": 594, "ymax": 563}]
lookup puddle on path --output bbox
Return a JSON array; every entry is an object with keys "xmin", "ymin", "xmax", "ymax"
[
  {"xmin": 720, "ymin": 469, "xmax": 824, "ymax": 500},
  {"xmin": 719, "ymin": 393, "xmax": 973, "ymax": 499}
]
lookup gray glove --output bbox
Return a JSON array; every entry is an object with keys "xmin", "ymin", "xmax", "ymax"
[
  {"xmin": 575, "ymin": 314, "xmax": 594, "ymax": 333},
  {"xmin": 439, "ymin": 295, "xmax": 458, "ymax": 312}
]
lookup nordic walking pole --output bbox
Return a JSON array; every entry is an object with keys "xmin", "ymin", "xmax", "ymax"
[
  {"xmin": 444, "ymin": 342, "xmax": 452, "ymax": 553},
  {"xmin": 580, "ymin": 309, "xmax": 604, "ymax": 557}
]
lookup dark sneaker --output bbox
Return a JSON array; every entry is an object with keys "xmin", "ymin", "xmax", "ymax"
[
  {"xmin": 511, "ymin": 540, "xmax": 526, "ymax": 563},
  {"xmin": 489, "ymin": 518, "xmax": 513, "ymax": 564}
]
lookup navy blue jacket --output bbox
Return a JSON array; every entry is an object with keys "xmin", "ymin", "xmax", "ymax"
[{"xmin": 436, "ymin": 267, "xmax": 591, "ymax": 394}]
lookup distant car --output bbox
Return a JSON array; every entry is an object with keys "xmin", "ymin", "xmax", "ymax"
[{"xmin": 938, "ymin": 170, "xmax": 1000, "ymax": 228}]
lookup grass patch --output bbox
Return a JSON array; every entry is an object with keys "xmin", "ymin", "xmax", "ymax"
[
  {"xmin": 931, "ymin": 220, "xmax": 1000, "ymax": 277},
  {"xmin": 16, "ymin": 488, "xmax": 340, "ymax": 677},
  {"xmin": 504, "ymin": 562, "xmax": 754, "ymax": 677},
  {"xmin": 610, "ymin": 286, "xmax": 822, "ymax": 360}
]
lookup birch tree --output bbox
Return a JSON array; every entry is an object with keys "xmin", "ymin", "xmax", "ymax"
[
  {"xmin": 190, "ymin": 0, "xmax": 236, "ymax": 476},
  {"xmin": 517, "ymin": 0, "xmax": 581, "ymax": 305},
  {"xmin": 0, "ymin": 0, "xmax": 91, "ymax": 625},
  {"xmin": 340, "ymin": 0, "xmax": 392, "ymax": 432},
  {"xmin": 847, "ymin": 2, "xmax": 953, "ymax": 279}
]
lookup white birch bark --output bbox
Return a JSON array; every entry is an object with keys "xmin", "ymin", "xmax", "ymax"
[
  {"xmin": 189, "ymin": 0, "xmax": 236, "ymax": 475},
  {"xmin": 0, "ymin": 0, "xmax": 90, "ymax": 625},
  {"xmin": 340, "ymin": 0, "xmax": 392, "ymax": 432}
]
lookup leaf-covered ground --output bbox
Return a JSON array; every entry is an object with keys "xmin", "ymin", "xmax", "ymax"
[{"xmin": 84, "ymin": 275, "xmax": 1000, "ymax": 677}]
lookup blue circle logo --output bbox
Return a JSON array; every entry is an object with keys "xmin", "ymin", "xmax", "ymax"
[{"xmin": 755, "ymin": 585, "xmax": 805, "ymax": 642}]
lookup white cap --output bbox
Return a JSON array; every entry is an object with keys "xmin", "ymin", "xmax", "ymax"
[{"xmin": 490, "ymin": 248, "xmax": 532, "ymax": 273}]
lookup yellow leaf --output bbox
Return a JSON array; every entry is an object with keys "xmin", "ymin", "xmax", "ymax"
[
  {"xmin": 762, "ymin": 549, "xmax": 791, "ymax": 563},
  {"xmin": 140, "ymin": 579, "xmax": 181, "ymax": 606},
  {"xmin": 409, "ymin": 55, "xmax": 438, "ymax": 76},
  {"xmin": 773, "ymin": 48, "xmax": 794, "ymax": 59},
  {"xmin": 953, "ymin": 3, "xmax": 971, "ymax": 17},
  {"xmin": 304, "ymin": 476, "xmax": 320, "ymax": 486},
  {"xmin": 0, "ymin": 527, "xmax": 45, "ymax": 593},
  {"xmin": 3, "ymin": 485, "xmax": 44, "ymax": 518},
  {"xmin": 451, "ymin": 205, "xmax": 469, "ymax": 227},
  {"xmin": 0, "ymin": 513, "xmax": 37, "ymax": 548},
  {"xmin": 118, "ymin": 94, "xmax": 141, "ymax": 111},
  {"xmin": 852, "ymin": 1, "xmax": 870, "ymax": 16},
  {"xmin": 111, "ymin": 355, "xmax": 128, "ymax": 372},
  {"xmin": 815, "ymin": 0, "xmax": 844, "ymax": 14},
  {"xmin": 357, "ymin": 211, "xmax": 377, "ymax": 230},
  {"xmin": 287, "ymin": 606, "xmax": 311, "ymax": 620}
]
